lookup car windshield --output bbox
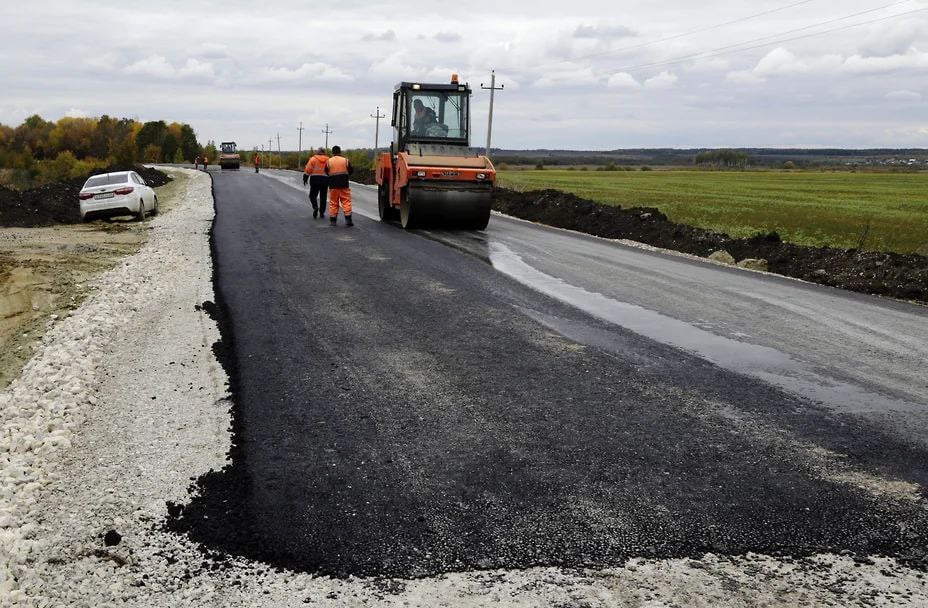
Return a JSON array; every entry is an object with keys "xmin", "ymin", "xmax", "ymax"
[
  {"xmin": 84, "ymin": 174, "xmax": 129, "ymax": 188},
  {"xmin": 409, "ymin": 91, "xmax": 467, "ymax": 140}
]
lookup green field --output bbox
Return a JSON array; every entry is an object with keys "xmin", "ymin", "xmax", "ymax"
[{"xmin": 497, "ymin": 169, "xmax": 928, "ymax": 255}]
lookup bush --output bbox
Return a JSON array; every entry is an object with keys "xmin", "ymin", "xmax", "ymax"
[
  {"xmin": 640, "ymin": 166, "xmax": 652, "ymax": 171},
  {"xmin": 535, "ymin": 162, "xmax": 545, "ymax": 170}
]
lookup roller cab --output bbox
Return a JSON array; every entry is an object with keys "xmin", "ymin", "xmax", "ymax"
[{"xmin": 375, "ymin": 76, "xmax": 496, "ymax": 230}]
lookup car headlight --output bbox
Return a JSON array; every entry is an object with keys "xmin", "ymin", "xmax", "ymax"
[{"xmin": 416, "ymin": 170, "xmax": 426, "ymax": 177}]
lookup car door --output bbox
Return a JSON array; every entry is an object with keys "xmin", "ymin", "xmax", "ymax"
[{"xmin": 132, "ymin": 173, "xmax": 154, "ymax": 207}]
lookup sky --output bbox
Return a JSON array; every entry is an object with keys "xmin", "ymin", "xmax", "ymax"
[{"xmin": 2, "ymin": 0, "xmax": 927, "ymax": 151}]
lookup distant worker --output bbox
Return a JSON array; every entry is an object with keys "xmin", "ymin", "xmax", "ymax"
[
  {"xmin": 194, "ymin": 155, "xmax": 201, "ymax": 170},
  {"xmin": 202, "ymin": 155, "xmax": 208, "ymax": 171},
  {"xmin": 412, "ymin": 99, "xmax": 437, "ymax": 135},
  {"xmin": 304, "ymin": 147, "xmax": 329, "ymax": 219},
  {"xmin": 254, "ymin": 152, "xmax": 260, "ymax": 173},
  {"xmin": 325, "ymin": 145, "xmax": 353, "ymax": 227}
]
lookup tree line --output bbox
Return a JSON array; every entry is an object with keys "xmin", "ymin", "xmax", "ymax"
[
  {"xmin": 0, "ymin": 114, "xmax": 204, "ymax": 187},
  {"xmin": 693, "ymin": 149, "xmax": 754, "ymax": 168}
]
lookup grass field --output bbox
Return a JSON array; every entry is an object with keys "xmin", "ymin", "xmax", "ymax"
[{"xmin": 497, "ymin": 169, "xmax": 928, "ymax": 255}]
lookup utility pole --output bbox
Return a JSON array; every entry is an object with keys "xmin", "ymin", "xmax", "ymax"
[
  {"xmin": 370, "ymin": 106, "xmax": 386, "ymax": 156},
  {"xmin": 268, "ymin": 138, "xmax": 272, "ymax": 169},
  {"xmin": 276, "ymin": 132, "xmax": 281, "ymax": 169},
  {"xmin": 480, "ymin": 69, "xmax": 504, "ymax": 159},
  {"xmin": 322, "ymin": 123, "xmax": 333, "ymax": 152},
  {"xmin": 297, "ymin": 121, "xmax": 304, "ymax": 170}
]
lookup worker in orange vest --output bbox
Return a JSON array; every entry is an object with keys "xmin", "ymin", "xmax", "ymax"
[
  {"xmin": 202, "ymin": 154, "xmax": 208, "ymax": 171},
  {"xmin": 303, "ymin": 147, "xmax": 329, "ymax": 219},
  {"xmin": 325, "ymin": 145, "xmax": 353, "ymax": 226},
  {"xmin": 254, "ymin": 152, "xmax": 260, "ymax": 173}
]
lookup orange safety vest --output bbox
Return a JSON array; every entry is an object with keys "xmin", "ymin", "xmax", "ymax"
[
  {"xmin": 326, "ymin": 155, "xmax": 349, "ymax": 176},
  {"xmin": 305, "ymin": 154, "xmax": 328, "ymax": 176},
  {"xmin": 326, "ymin": 155, "xmax": 351, "ymax": 188}
]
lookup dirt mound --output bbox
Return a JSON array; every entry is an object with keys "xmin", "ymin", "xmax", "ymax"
[
  {"xmin": 352, "ymin": 168, "xmax": 376, "ymax": 185},
  {"xmin": 0, "ymin": 166, "xmax": 171, "ymax": 228},
  {"xmin": 492, "ymin": 188, "xmax": 928, "ymax": 304}
]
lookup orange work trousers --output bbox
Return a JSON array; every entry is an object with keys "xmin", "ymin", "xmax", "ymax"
[{"xmin": 329, "ymin": 188, "xmax": 352, "ymax": 218}]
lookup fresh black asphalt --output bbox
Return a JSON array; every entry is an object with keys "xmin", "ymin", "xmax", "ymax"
[{"xmin": 169, "ymin": 168, "xmax": 928, "ymax": 578}]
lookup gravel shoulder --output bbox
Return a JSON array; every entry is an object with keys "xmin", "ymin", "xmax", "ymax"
[{"xmin": 2, "ymin": 168, "xmax": 926, "ymax": 606}]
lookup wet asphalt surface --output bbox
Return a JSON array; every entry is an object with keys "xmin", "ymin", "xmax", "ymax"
[{"xmin": 170, "ymin": 168, "xmax": 928, "ymax": 579}]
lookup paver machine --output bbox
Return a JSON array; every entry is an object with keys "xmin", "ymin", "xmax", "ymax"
[
  {"xmin": 219, "ymin": 142, "xmax": 241, "ymax": 170},
  {"xmin": 375, "ymin": 75, "xmax": 496, "ymax": 230}
]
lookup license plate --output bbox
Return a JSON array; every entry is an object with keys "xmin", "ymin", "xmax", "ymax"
[{"xmin": 94, "ymin": 193, "xmax": 115, "ymax": 200}]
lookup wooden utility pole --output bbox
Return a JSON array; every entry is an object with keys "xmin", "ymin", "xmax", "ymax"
[
  {"xmin": 276, "ymin": 133, "xmax": 281, "ymax": 169},
  {"xmin": 370, "ymin": 106, "xmax": 386, "ymax": 156},
  {"xmin": 297, "ymin": 121, "xmax": 304, "ymax": 170},
  {"xmin": 322, "ymin": 123, "xmax": 333, "ymax": 152}
]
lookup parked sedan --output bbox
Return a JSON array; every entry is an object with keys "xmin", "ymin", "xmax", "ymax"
[{"xmin": 78, "ymin": 171, "xmax": 158, "ymax": 222}]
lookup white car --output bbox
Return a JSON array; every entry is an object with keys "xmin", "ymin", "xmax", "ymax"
[{"xmin": 78, "ymin": 171, "xmax": 158, "ymax": 222}]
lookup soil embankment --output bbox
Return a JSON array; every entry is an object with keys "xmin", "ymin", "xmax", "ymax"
[
  {"xmin": 0, "ymin": 165, "xmax": 171, "ymax": 228},
  {"xmin": 492, "ymin": 188, "xmax": 928, "ymax": 304}
]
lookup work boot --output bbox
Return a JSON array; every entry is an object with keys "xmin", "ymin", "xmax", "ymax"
[
  {"xmin": 345, "ymin": 214, "xmax": 354, "ymax": 227},
  {"xmin": 319, "ymin": 211, "xmax": 325, "ymax": 219},
  {"xmin": 312, "ymin": 208, "xmax": 318, "ymax": 219}
]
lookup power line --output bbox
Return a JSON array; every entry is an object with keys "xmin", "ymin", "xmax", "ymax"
[
  {"xmin": 514, "ymin": 0, "xmax": 824, "ymax": 72},
  {"xmin": 607, "ymin": 4, "xmax": 923, "ymax": 75}
]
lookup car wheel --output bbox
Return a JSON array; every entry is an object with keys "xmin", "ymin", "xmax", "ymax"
[
  {"xmin": 136, "ymin": 200, "xmax": 145, "ymax": 222},
  {"xmin": 151, "ymin": 195, "xmax": 159, "ymax": 216}
]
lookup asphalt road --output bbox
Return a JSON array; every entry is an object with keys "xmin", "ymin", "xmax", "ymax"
[{"xmin": 172, "ymin": 167, "xmax": 928, "ymax": 578}]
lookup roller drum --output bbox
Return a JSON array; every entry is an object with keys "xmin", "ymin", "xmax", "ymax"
[{"xmin": 402, "ymin": 182, "xmax": 492, "ymax": 230}]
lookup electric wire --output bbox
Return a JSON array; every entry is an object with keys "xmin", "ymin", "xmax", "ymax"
[
  {"xmin": 607, "ymin": 4, "xmax": 924, "ymax": 75},
  {"xmin": 529, "ymin": 0, "xmax": 824, "ymax": 69}
]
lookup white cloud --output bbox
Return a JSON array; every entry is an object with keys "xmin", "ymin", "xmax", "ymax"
[
  {"xmin": 533, "ymin": 66, "xmax": 599, "ymax": 88},
  {"xmin": 859, "ymin": 19, "xmax": 926, "ymax": 58},
  {"xmin": 643, "ymin": 71, "xmax": 677, "ymax": 90},
  {"xmin": 573, "ymin": 24, "xmax": 636, "ymax": 40},
  {"xmin": 606, "ymin": 72, "xmax": 639, "ymax": 89},
  {"xmin": 725, "ymin": 69, "xmax": 764, "ymax": 84},
  {"xmin": 123, "ymin": 56, "xmax": 175, "ymax": 79},
  {"xmin": 433, "ymin": 32, "xmax": 461, "ymax": 43},
  {"xmin": 361, "ymin": 29, "xmax": 396, "ymax": 42},
  {"xmin": 178, "ymin": 59, "xmax": 215, "ymax": 79},
  {"xmin": 885, "ymin": 89, "xmax": 922, "ymax": 102},
  {"xmin": 257, "ymin": 63, "xmax": 353, "ymax": 84},
  {"xmin": 65, "ymin": 108, "xmax": 88, "ymax": 118},
  {"xmin": 842, "ymin": 50, "xmax": 928, "ymax": 74}
]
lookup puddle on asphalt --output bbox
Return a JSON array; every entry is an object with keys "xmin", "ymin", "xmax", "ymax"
[{"xmin": 489, "ymin": 242, "xmax": 922, "ymax": 416}]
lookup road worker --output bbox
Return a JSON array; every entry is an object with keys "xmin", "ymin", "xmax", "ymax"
[
  {"xmin": 304, "ymin": 147, "xmax": 329, "ymax": 219},
  {"xmin": 202, "ymin": 155, "xmax": 208, "ymax": 171},
  {"xmin": 254, "ymin": 152, "xmax": 260, "ymax": 173},
  {"xmin": 325, "ymin": 145, "xmax": 353, "ymax": 226},
  {"xmin": 194, "ymin": 155, "xmax": 201, "ymax": 170}
]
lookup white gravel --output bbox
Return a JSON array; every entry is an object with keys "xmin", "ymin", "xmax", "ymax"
[{"xmin": 1, "ymin": 168, "xmax": 925, "ymax": 607}]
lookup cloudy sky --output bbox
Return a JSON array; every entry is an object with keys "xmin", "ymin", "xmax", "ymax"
[{"xmin": 2, "ymin": 0, "xmax": 927, "ymax": 151}]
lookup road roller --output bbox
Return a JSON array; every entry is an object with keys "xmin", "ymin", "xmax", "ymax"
[{"xmin": 375, "ymin": 75, "xmax": 496, "ymax": 230}]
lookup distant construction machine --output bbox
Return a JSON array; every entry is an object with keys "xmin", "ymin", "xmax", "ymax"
[
  {"xmin": 219, "ymin": 142, "xmax": 241, "ymax": 170},
  {"xmin": 375, "ymin": 75, "xmax": 496, "ymax": 230}
]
